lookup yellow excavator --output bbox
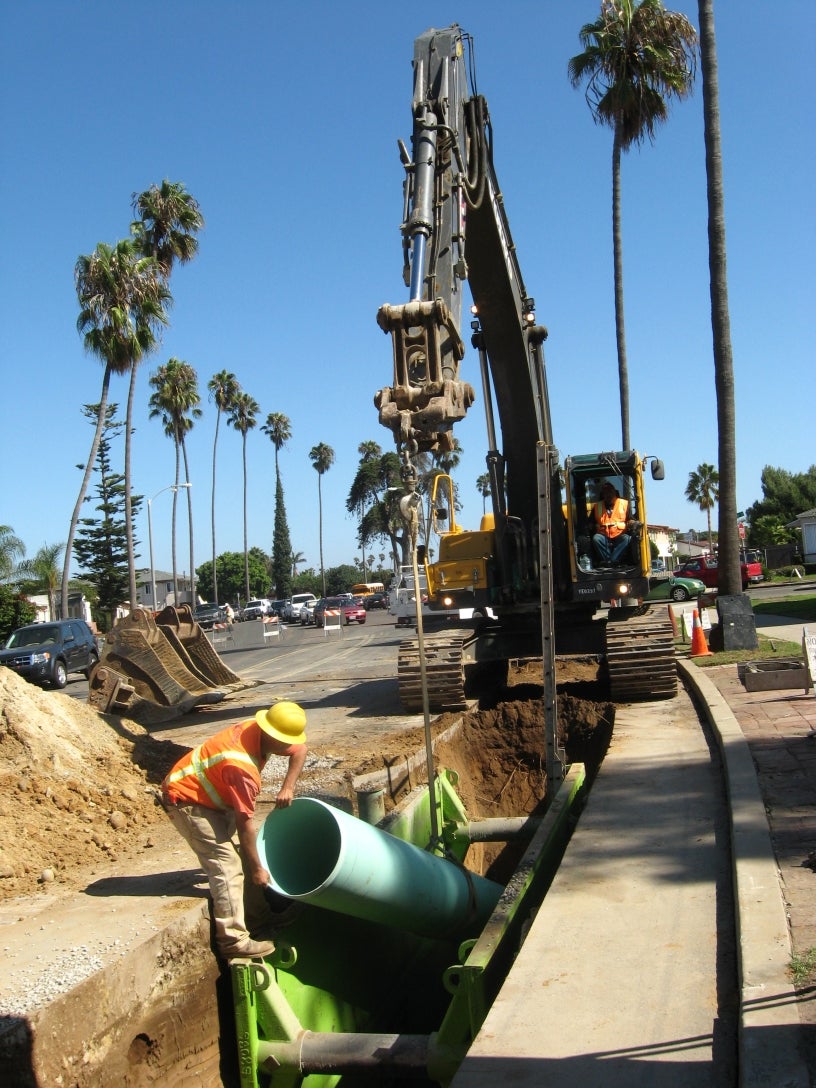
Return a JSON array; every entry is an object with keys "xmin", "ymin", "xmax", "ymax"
[{"xmin": 375, "ymin": 25, "xmax": 676, "ymax": 710}]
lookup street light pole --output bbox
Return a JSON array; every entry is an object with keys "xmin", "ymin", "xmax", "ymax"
[{"xmin": 147, "ymin": 483, "xmax": 191, "ymax": 611}]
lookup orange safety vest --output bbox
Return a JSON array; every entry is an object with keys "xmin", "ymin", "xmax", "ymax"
[
  {"xmin": 595, "ymin": 497, "xmax": 629, "ymax": 539},
  {"xmin": 163, "ymin": 720, "xmax": 263, "ymax": 810}
]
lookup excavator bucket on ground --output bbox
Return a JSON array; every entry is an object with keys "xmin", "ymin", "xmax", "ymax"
[{"xmin": 88, "ymin": 605, "xmax": 258, "ymax": 724}]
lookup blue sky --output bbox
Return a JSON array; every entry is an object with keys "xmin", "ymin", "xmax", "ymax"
[{"xmin": 1, "ymin": 2, "xmax": 812, "ymax": 582}]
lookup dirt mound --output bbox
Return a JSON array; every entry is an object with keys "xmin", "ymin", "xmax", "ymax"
[{"xmin": 0, "ymin": 668, "xmax": 185, "ymax": 900}]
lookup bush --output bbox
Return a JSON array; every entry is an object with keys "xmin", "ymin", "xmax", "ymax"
[{"xmin": 0, "ymin": 586, "xmax": 36, "ymax": 644}]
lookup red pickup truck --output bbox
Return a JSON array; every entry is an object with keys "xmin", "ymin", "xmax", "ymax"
[{"xmin": 674, "ymin": 554, "xmax": 763, "ymax": 591}]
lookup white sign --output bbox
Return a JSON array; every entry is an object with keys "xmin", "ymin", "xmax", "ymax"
[{"xmin": 803, "ymin": 626, "xmax": 816, "ymax": 695}]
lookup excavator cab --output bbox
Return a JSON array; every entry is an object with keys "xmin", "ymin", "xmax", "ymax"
[{"xmin": 563, "ymin": 452, "xmax": 654, "ymax": 604}]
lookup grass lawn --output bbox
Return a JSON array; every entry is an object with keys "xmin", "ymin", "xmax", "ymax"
[{"xmin": 678, "ymin": 591, "xmax": 815, "ymax": 668}]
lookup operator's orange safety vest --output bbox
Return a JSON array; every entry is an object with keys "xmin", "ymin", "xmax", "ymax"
[
  {"xmin": 163, "ymin": 720, "xmax": 262, "ymax": 810},
  {"xmin": 595, "ymin": 497, "xmax": 629, "ymax": 540}
]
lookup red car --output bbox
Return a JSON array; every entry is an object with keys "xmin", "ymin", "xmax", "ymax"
[
  {"xmin": 342, "ymin": 597, "xmax": 367, "ymax": 624},
  {"xmin": 314, "ymin": 596, "xmax": 367, "ymax": 627}
]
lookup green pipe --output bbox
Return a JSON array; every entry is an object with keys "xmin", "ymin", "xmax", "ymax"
[{"xmin": 257, "ymin": 798, "xmax": 501, "ymax": 940}]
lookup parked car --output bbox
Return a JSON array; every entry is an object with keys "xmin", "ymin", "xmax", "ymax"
[
  {"xmin": 240, "ymin": 599, "xmax": 270, "ymax": 621},
  {"xmin": 282, "ymin": 593, "xmax": 318, "ymax": 622},
  {"xmin": 313, "ymin": 596, "xmax": 367, "ymax": 627},
  {"xmin": 343, "ymin": 597, "xmax": 368, "ymax": 624},
  {"xmin": 193, "ymin": 602, "xmax": 228, "ymax": 629},
  {"xmin": 364, "ymin": 592, "xmax": 388, "ymax": 610},
  {"xmin": 651, "ymin": 558, "xmax": 666, "ymax": 574},
  {"xmin": 299, "ymin": 598, "xmax": 320, "ymax": 626},
  {"xmin": 674, "ymin": 554, "xmax": 762, "ymax": 590},
  {"xmin": 646, "ymin": 574, "xmax": 708, "ymax": 603},
  {"xmin": 0, "ymin": 619, "xmax": 99, "ymax": 689}
]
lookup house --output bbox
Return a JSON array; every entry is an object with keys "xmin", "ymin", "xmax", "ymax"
[
  {"xmin": 646, "ymin": 523, "xmax": 680, "ymax": 570},
  {"xmin": 788, "ymin": 508, "xmax": 816, "ymax": 565},
  {"xmin": 135, "ymin": 569, "xmax": 194, "ymax": 610}
]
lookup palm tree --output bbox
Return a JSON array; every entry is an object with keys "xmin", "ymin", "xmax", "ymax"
[
  {"xmin": 0, "ymin": 526, "xmax": 25, "ymax": 583},
  {"xmin": 261, "ymin": 412, "xmax": 292, "ymax": 478},
  {"xmin": 128, "ymin": 181, "xmax": 204, "ymax": 606},
  {"xmin": 685, "ymin": 462, "xmax": 719, "ymax": 553},
  {"xmin": 205, "ymin": 372, "xmax": 241, "ymax": 609},
  {"xmin": 290, "ymin": 550, "xmax": 306, "ymax": 579},
  {"xmin": 309, "ymin": 443, "xmax": 335, "ymax": 597},
  {"xmin": 148, "ymin": 359, "xmax": 202, "ymax": 603},
  {"xmin": 207, "ymin": 370, "xmax": 241, "ymax": 604},
  {"xmin": 18, "ymin": 543, "xmax": 65, "ymax": 621},
  {"xmin": 476, "ymin": 473, "xmax": 491, "ymax": 515},
  {"xmin": 698, "ymin": 0, "xmax": 740, "ymax": 597},
  {"xmin": 68, "ymin": 239, "xmax": 170, "ymax": 617},
  {"xmin": 355, "ymin": 441, "xmax": 382, "ymax": 579},
  {"xmin": 131, "ymin": 180, "xmax": 204, "ymax": 279},
  {"xmin": 228, "ymin": 392, "xmax": 260, "ymax": 602},
  {"xmin": 568, "ymin": 1, "xmax": 697, "ymax": 449}
]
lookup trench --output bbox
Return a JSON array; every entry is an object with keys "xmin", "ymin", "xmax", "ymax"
[{"xmin": 9, "ymin": 656, "xmax": 614, "ymax": 1088}]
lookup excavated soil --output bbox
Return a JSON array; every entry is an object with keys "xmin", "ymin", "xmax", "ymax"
[{"xmin": 0, "ymin": 657, "xmax": 612, "ymax": 902}]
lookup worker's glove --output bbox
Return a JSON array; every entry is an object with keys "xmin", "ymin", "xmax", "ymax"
[{"xmin": 627, "ymin": 520, "xmax": 642, "ymax": 538}]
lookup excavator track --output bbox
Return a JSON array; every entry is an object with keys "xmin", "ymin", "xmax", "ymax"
[
  {"xmin": 605, "ymin": 605, "xmax": 678, "ymax": 701},
  {"xmin": 397, "ymin": 635, "xmax": 468, "ymax": 713}
]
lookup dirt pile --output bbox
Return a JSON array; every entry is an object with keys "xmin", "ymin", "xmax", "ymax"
[{"xmin": 0, "ymin": 668, "xmax": 185, "ymax": 900}]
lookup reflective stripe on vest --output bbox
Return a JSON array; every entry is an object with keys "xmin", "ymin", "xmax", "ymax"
[{"xmin": 165, "ymin": 746, "xmax": 261, "ymax": 810}]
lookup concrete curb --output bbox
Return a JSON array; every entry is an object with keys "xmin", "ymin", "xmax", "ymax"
[{"xmin": 678, "ymin": 659, "xmax": 809, "ymax": 1088}]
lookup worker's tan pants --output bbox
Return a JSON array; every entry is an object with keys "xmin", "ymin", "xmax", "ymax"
[{"xmin": 166, "ymin": 801, "xmax": 268, "ymax": 955}]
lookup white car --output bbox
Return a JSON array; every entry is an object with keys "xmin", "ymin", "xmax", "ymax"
[
  {"xmin": 282, "ymin": 593, "xmax": 318, "ymax": 622},
  {"xmin": 299, "ymin": 599, "xmax": 319, "ymax": 626}
]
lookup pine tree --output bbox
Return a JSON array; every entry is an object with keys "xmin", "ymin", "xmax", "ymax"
[{"xmin": 271, "ymin": 474, "xmax": 293, "ymax": 600}]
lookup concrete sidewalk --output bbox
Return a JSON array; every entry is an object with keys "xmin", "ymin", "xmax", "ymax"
[{"xmin": 454, "ymin": 658, "xmax": 814, "ymax": 1088}]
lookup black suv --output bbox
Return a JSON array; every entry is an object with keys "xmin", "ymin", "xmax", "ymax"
[{"xmin": 0, "ymin": 619, "xmax": 99, "ymax": 689}]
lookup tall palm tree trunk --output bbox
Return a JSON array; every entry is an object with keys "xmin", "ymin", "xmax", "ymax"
[
  {"xmin": 612, "ymin": 125, "xmax": 631, "ymax": 450},
  {"xmin": 242, "ymin": 436, "xmax": 250, "ymax": 603},
  {"xmin": 211, "ymin": 410, "xmax": 222, "ymax": 604},
  {"xmin": 318, "ymin": 476, "xmax": 325, "ymax": 597},
  {"xmin": 699, "ymin": 0, "xmax": 740, "ymax": 595},
  {"xmin": 171, "ymin": 438, "xmax": 181, "ymax": 603},
  {"xmin": 61, "ymin": 367, "xmax": 113, "ymax": 617},
  {"xmin": 124, "ymin": 367, "xmax": 139, "ymax": 609},
  {"xmin": 181, "ymin": 438, "xmax": 195, "ymax": 604}
]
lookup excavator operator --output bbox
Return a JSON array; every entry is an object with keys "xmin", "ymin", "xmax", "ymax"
[{"xmin": 591, "ymin": 480, "xmax": 634, "ymax": 566}]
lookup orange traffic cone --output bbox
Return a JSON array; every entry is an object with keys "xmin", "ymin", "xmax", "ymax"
[{"xmin": 690, "ymin": 609, "xmax": 713, "ymax": 658}]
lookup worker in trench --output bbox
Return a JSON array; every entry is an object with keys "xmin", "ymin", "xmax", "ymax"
[{"xmin": 160, "ymin": 701, "xmax": 308, "ymax": 959}]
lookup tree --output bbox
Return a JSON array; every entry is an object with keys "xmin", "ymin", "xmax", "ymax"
[
  {"xmin": 195, "ymin": 548, "xmax": 271, "ymax": 606},
  {"xmin": 17, "ymin": 542, "xmax": 65, "ymax": 622},
  {"xmin": 685, "ymin": 462, "xmax": 719, "ymax": 552},
  {"xmin": 73, "ymin": 404, "xmax": 133, "ymax": 629},
  {"xmin": 261, "ymin": 412, "xmax": 292, "ymax": 478},
  {"xmin": 697, "ymin": 0, "xmax": 741, "ymax": 598},
  {"xmin": 207, "ymin": 370, "xmax": 241, "ymax": 604},
  {"xmin": 568, "ymin": 1, "xmax": 697, "ymax": 448},
  {"xmin": 347, "ymin": 450, "xmax": 408, "ymax": 570},
  {"xmin": 290, "ymin": 550, "xmax": 306, "ymax": 579},
  {"xmin": 262, "ymin": 413, "xmax": 294, "ymax": 599},
  {"xmin": 271, "ymin": 474, "xmax": 293, "ymax": 599},
  {"xmin": 0, "ymin": 526, "xmax": 25, "ymax": 583},
  {"xmin": 148, "ymin": 358, "xmax": 201, "ymax": 603},
  {"xmin": 476, "ymin": 473, "xmax": 491, "ymax": 515},
  {"xmin": 228, "ymin": 392, "xmax": 260, "ymax": 602},
  {"xmin": 309, "ymin": 443, "xmax": 335, "ymax": 597},
  {"xmin": 68, "ymin": 239, "xmax": 170, "ymax": 617},
  {"xmin": 747, "ymin": 465, "xmax": 816, "ymax": 548},
  {"xmin": 129, "ymin": 181, "xmax": 203, "ymax": 606}
]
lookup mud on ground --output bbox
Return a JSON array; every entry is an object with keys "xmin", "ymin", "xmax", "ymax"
[{"xmin": 0, "ymin": 656, "xmax": 612, "ymax": 902}]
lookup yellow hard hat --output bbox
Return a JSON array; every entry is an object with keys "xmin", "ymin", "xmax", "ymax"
[{"xmin": 255, "ymin": 701, "xmax": 307, "ymax": 745}]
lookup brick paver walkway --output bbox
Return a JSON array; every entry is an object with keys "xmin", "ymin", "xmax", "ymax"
[{"xmin": 706, "ymin": 663, "xmax": 816, "ymax": 1077}]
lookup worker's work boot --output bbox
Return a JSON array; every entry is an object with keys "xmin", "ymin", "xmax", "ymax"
[{"xmin": 221, "ymin": 937, "xmax": 275, "ymax": 960}]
